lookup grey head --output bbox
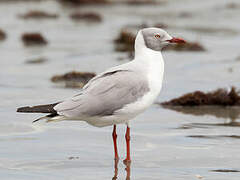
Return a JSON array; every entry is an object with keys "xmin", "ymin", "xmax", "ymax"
[{"xmin": 141, "ymin": 27, "xmax": 186, "ymax": 51}]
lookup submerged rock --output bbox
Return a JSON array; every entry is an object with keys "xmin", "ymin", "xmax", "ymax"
[
  {"xmin": 126, "ymin": 0, "xmax": 158, "ymax": 5},
  {"xmin": 225, "ymin": 3, "xmax": 240, "ymax": 9},
  {"xmin": 25, "ymin": 57, "xmax": 48, "ymax": 64},
  {"xmin": 154, "ymin": 23, "xmax": 168, "ymax": 29},
  {"xmin": 68, "ymin": 156, "xmax": 79, "ymax": 160},
  {"xmin": 161, "ymin": 87, "xmax": 240, "ymax": 106},
  {"xmin": 70, "ymin": 12, "xmax": 102, "ymax": 22},
  {"xmin": 236, "ymin": 56, "xmax": 240, "ymax": 61},
  {"xmin": 0, "ymin": 29, "xmax": 6, "ymax": 41},
  {"xmin": 211, "ymin": 169, "xmax": 240, "ymax": 173},
  {"xmin": 178, "ymin": 12, "xmax": 192, "ymax": 18},
  {"xmin": 19, "ymin": 10, "xmax": 59, "ymax": 19},
  {"xmin": 59, "ymin": 0, "xmax": 161, "ymax": 6},
  {"xmin": 51, "ymin": 71, "xmax": 96, "ymax": 88},
  {"xmin": 22, "ymin": 33, "xmax": 48, "ymax": 46},
  {"xmin": 188, "ymin": 135, "xmax": 240, "ymax": 139}
]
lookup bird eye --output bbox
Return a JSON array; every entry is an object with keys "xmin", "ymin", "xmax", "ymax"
[{"xmin": 155, "ymin": 34, "xmax": 161, "ymax": 39}]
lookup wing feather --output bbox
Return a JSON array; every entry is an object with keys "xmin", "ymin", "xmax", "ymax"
[{"xmin": 54, "ymin": 70, "xmax": 149, "ymax": 117}]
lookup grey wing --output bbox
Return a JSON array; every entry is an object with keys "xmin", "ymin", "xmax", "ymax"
[{"xmin": 54, "ymin": 70, "xmax": 150, "ymax": 118}]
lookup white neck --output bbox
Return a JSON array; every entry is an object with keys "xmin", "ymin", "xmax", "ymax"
[
  {"xmin": 134, "ymin": 31, "xmax": 163, "ymax": 62},
  {"xmin": 130, "ymin": 31, "xmax": 165, "ymax": 110},
  {"xmin": 133, "ymin": 30, "xmax": 164, "ymax": 86}
]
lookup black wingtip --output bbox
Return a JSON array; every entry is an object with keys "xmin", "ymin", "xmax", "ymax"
[
  {"xmin": 32, "ymin": 119, "xmax": 40, "ymax": 123},
  {"xmin": 16, "ymin": 103, "xmax": 59, "ymax": 113},
  {"xmin": 17, "ymin": 106, "xmax": 30, "ymax": 113}
]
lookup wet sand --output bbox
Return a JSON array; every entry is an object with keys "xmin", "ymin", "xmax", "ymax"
[{"xmin": 1, "ymin": 0, "xmax": 240, "ymax": 179}]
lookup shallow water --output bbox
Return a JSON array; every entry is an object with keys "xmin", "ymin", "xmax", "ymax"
[{"xmin": 1, "ymin": 0, "xmax": 240, "ymax": 179}]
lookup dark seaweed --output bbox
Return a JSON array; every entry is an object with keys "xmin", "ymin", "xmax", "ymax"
[
  {"xmin": 19, "ymin": 10, "xmax": 59, "ymax": 19},
  {"xmin": 22, "ymin": 33, "xmax": 48, "ymax": 46},
  {"xmin": 70, "ymin": 12, "xmax": 102, "ymax": 22},
  {"xmin": 59, "ymin": 0, "xmax": 108, "ymax": 6},
  {"xmin": 0, "ymin": 29, "xmax": 6, "ymax": 41},
  {"xmin": 161, "ymin": 87, "xmax": 240, "ymax": 106},
  {"xmin": 51, "ymin": 71, "xmax": 96, "ymax": 88}
]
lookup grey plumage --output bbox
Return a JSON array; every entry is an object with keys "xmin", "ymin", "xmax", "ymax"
[
  {"xmin": 141, "ymin": 28, "xmax": 171, "ymax": 51},
  {"xmin": 54, "ymin": 70, "xmax": 150, "ymax": 117}
]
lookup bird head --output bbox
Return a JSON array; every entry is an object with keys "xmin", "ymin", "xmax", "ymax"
[{"xmin": 138, "ymin": 27, "xmax": 186, "ymax": 51}]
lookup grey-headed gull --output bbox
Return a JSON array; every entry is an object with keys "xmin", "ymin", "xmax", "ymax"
[{"xmin": 17, "ymin": 28, "xmax": 185, "ymax": 163}]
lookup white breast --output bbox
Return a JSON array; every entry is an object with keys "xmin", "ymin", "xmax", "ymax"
[{"xmin": 115, "ymin": 49, "xmax": 164, "ymax": 121}]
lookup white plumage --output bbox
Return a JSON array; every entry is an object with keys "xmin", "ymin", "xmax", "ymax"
[
  {"xmin": 17, "ymin": 27, "xmax": 186, "ymax": 163},
  {"xmin": 53, "ymin": 29, "xmax": 166, "ymax": 127}
]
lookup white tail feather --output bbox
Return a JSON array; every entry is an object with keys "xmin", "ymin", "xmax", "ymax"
[{"xmin": 33, "ymin": 115, "xmax": 67, "ymax": 123}]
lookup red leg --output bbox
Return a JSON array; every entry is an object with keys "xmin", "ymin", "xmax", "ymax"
[
  {"xmin": 112, "ymin": 125, "xmax": 119, "ymax": 161},
  {"xmin": 123, "ymin": 126, "xmax": 131, "ymax": 164}
]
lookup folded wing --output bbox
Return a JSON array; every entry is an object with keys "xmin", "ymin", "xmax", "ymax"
[{"xmin": 54, "ymin": 70, "xmax": 149, "ymax": 118}]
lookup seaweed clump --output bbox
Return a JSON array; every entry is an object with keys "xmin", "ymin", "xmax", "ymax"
[
  {"xmin": 114, "ymin": 29, "xmax": 136, "ymax": 53},
  {"xmin": 51, "ymin": 71, "xmax": 96, "ymax": 88},
  {"xmin": 19, "ymin": 10, "xmax": 59, "ymax": 19},
  {"xmin": 22, "ymin": 33, "xmax": 48, "ymax": 46},
  {"xmin": 0, "ymin": 29, "xmax": 6, "ymax": 41},
  {"xmin": 59, "ymin": 0, "xmax": 108, "ymax": 6},
  {"xmin": 164, "ymin": 42, "xmax": 205, "ymax": 51},
  {"xmin": 70, "ymin": 12, "xmax": 102, "ymax": 22},
  {"xmin": 25, "ymin": 57, "xmax": 47, "ymax": 64},
  {"xmin": 161, "ymin": 87, "xmax": 240, "ymax": 106}
]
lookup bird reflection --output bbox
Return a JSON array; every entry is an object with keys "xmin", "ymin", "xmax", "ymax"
[
  {"xmin": 125, "ymin": 161, "xmax": 131, "ymax": 180},
  {"xmin": 161, "ymin": 105, "xmax": 240, "ymax": 121},
  {"xmin": 112, "ymin": 159, "xmax": 131, "ymax": 180},
  {"xmin": 112, "ymin": 159, "xmax": 119, "ymax": 180}
]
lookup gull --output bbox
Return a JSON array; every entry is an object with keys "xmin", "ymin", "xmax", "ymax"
[{"xmin": 17, "ymin": 28, "xmax": 185, "ymax": 164}]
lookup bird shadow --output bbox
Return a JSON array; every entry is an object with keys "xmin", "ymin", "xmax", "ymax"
[{"xmin": 112, "ymin": 159, "xmax": 131, "ymax": 180}]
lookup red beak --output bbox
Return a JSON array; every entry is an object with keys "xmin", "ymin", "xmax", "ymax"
[{"xmin": 167, "ymin": 37, "xmax": 186, "ymax": 44}]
